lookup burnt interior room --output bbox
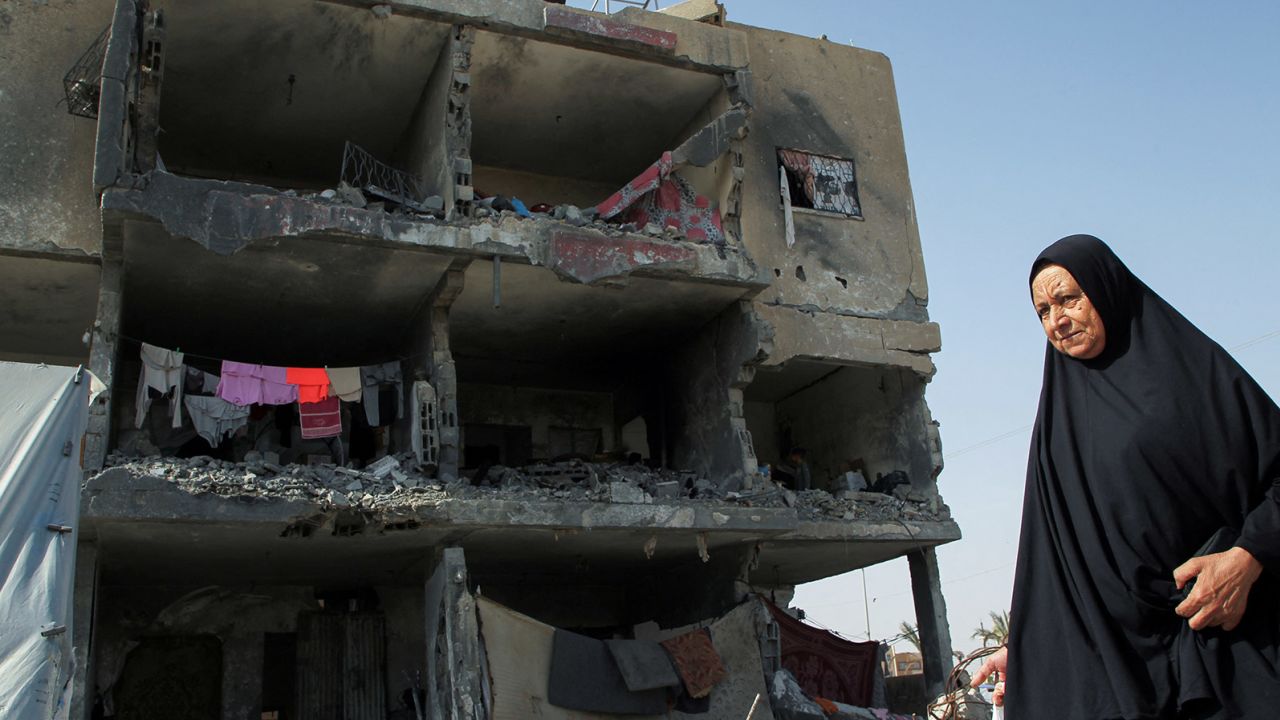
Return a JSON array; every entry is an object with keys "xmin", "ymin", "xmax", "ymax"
[
  {"xmin": 152, "ymin": 0, "xmax": 455, "ymax": 192},
  {"xmin": 449, "ymin": 259, "xmax": 750, "ymax": 475},
  {"xmin": 111, "ymin": 221, "xmax": 451, "ymax": 463},
  {"xmin": 468, "ymin": 30, "xmax": 731, "ymax": 209},
  {"xmin": 743, "ymin": 360, "xmax": 935, "ymax": 492}
]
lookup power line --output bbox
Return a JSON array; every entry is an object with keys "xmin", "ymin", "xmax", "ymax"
[
  {"xmin": 1231, "ymin": 329, "xmax": 1280, "ymax": 353},
  {"xmin": 943, "ymin": 328, "xmax": 1280, "ymax": 461},
  {"xmin": 803, "ymin": 561, "xmax": 1013, "ymax": 604}
]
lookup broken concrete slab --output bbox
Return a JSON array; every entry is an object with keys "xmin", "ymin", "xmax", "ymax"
[{"xmin": 671, "ymin": 107, "xmax": 749, "ymax": 168}]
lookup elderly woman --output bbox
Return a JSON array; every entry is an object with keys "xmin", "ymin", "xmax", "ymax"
[{"xmin": 973, "ymin": 235, "xmax": 1280, "ymax": 718}]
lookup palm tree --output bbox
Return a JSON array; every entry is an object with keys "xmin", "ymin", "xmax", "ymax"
[
  {"xmin": 971, "ymin": 610, "xmax": 1010, "ymax": 647},
  {"xmin": 898, "ymin": 621, "xmax": 922, "ymax": 653}
]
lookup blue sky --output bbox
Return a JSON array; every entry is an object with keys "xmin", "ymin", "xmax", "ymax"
[{"xmin": 575, "ymin": 1, "xmax": 1280, "ymax": 650}]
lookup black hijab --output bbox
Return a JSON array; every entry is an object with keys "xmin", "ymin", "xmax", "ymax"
[{"xmin": 1007, "ymin": 235, "xmax": 1280, "ymax": 719}]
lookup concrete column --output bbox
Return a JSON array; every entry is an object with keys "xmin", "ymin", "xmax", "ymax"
[
  {"xmin": 84, "ymin": 259, "xmax": 122, "ymax": 471},
  {"xmin": 908, "ymin": 547, "xmax": 954, "ymax": 699},
  {"xmin": 70, "ymin": 542, "xmax": 99, "ymax": 720},
  {"xmin": 221, "ymin": 632, "xmax": 264, "ymax": 720},
  {"xmin": 408, "ymin": 262, "xmax": 466, "ymax": 480},
  {"xmin": 424, "ymin": 547, "xmax": 484, "ymax": 720}
]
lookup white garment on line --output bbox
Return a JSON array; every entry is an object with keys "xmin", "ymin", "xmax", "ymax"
[{"xmin": 135, "ymin": 343, "xmax": 185, "ymax": 429}]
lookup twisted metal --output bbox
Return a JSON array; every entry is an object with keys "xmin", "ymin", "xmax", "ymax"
[
  {"xmin": 339, "ymin": 141, "xmax": 429, "ymax": 212},
  {"xmin": 926, "ymin": 645, "xmax": 1003, "ymax": 719},
  {"xmin": 62, "ymin": 25, "xmax": 110, "ymax": 118},
  {"xmin": 590, "ymin": 0, "xmax": 660, "ymax": 12}
]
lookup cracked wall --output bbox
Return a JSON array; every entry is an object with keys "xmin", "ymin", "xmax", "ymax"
[{"xmin": 733, "ymin": 23, "xmax": 929, "ymax": 320}]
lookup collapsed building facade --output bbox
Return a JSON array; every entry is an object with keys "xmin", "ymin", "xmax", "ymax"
[{"xmin": 1, "ymin": 0, "xmax": 959, "ymax": 717}]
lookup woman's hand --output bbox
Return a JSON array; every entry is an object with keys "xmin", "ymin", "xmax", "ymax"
[
  {"xmin": 1174, "ymin": 547, "xmax": 1263, "ymax": 631},
  {"xmin": 970, "ymin": 646, "xmax": 1008, "ymax": 690}
]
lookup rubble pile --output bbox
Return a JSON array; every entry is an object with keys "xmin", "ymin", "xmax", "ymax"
[
  {"xmin": 292, "ymin": 182, "xmax": 698, "ymax": 243},
  {"xmin": 97, "ymin": 453, "xmax": 949, "ymax": 521}
]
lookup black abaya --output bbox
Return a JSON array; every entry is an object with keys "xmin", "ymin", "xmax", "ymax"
[{"xmin": 1006, "ymin": 235, "xmax": 1280, "ymax": 719}]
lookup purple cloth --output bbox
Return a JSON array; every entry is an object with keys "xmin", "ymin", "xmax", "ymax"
[
  {"xmin": 218, "ymin": 362, "xmax": 263, "ymax": 405},
  {"xmin": 217, "ymin": 362, "xmax": 298, "ymax": 406},
  {"xmin": 256, "ymin": 365, "xmax": 298, "ymax": 405}
]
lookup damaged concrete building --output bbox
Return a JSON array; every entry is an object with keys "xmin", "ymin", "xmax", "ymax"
[{"xmin": 1, "ymin": 0, "xmax": 959, "ymax": 717}]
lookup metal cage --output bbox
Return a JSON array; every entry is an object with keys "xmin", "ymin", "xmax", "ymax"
[{"xmin": 62, "ymin": 26, "xmax": 110, "ymax": 119}]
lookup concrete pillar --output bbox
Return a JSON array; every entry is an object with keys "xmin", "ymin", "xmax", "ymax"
[
  {"xmin": 221, "ymin": 632, "xmax": 264, "ymax": 720},
  {"xmin": 908, "ymin": 547, "xmax": 954, "ymax": 699},
  {"xmin": 84, "ymin": 260, "xmax": 122, "ymax": 471},
  {"xmin": 408, "ymin": 262, "xmax": 466, "ymax": 480},
  {"xmin": 424, "ymin": 547, "xmax": 484, "ymax": 720},
  {"xmin": 70, "ymin": 542, "xmax": 99, "ymax": 720}
]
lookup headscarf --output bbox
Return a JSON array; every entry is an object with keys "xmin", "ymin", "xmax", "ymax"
[{"xmin": 1007, "ymin": 235, "xmax": 1280, "ymax": 719}]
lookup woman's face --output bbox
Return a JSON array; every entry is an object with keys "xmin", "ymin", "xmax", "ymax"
[{"xmin": 1031, "ymin": 264, "xmax": 1107, "ymax": 360}]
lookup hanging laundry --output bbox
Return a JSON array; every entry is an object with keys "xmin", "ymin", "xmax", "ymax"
[
  {"xmin": 360, "ymin": 361, "xmax": 403, "ymax": 427},
  {"xmin": 326, "ymin": 367, "xmax": 362, "ymax": 402},
  {"xmin": 257, "ymin": 365, "xmax": 297, "ymax": 405},
  {"xmin": 218, "ymin": 361, "xmax": 263, "ymax": 406},
  {"xmin": 218, "ymin": 362, "xmax": 298, "ymax": 406},
  {"xmin": 299, "ymin": 396, "xmax": 342, "ymax": 439},
  {"xmin": 286, "ymin": 367, "xmax": 331, "ymax": 404},
  {"xmin": 183, "ymin": 395, "xmax": 250, "ymax": 447},
  {"xmin": 135, "ymin": 342, "xmax": 185, "ymax": 429},
  {"xmin": 183, "ymin": 366, "xmax": 219, "ymax": 395},
  {"xmin": 660, "ymin": 628, "xmax": 726, "ymax": 699}
]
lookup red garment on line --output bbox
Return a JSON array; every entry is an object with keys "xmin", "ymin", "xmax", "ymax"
[{"xmin": 286, "ymin": 367, "xmax": 331, "ymax": 404}]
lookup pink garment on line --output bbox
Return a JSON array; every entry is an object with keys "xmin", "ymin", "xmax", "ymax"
[
  {"xmin": 217, "ymin": 362, "xmax": 299, "ymax": 406},
  {"xmin": 299, "ymin": 397, "xmax": 342, "ymax": 439}
]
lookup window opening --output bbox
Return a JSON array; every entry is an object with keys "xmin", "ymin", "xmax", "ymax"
[{"xmin": 777, "ymin": 149, "xmax": 862, "ymax": 218}]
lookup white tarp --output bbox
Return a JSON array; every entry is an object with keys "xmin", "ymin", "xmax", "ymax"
[{"xmin": 0, "ymin": 362, "xmax": 98, "ymax": 720}]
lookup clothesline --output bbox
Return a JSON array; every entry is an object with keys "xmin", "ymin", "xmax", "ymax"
[
  {"xmin": 134, "ymin": 339, "xmax": 410, "ymax": 448},
  {"xmin": 116, "ymin": 332, "xmax": 427, "ymax": 368}
]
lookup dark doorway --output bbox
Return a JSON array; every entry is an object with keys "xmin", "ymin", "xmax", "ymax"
[
  {"xmin": 463, "ymin": 423, "xmax": 533, "ymax": 466},
  {"xmin": 262, "ymin": 633, "xmax": 297, "ymax": 720}
]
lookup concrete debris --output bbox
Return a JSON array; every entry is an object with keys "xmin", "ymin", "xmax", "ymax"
[
  {"xmin": 98, "ymin": 452, "xmax": 949, "ymax": 522},
  {"xmin": 769, "ymin": 669, "xmax": 826, "ymax": 720},
  {"xmin": 928, "ymin": 689, "xmax": 993, "ymax": 720}
]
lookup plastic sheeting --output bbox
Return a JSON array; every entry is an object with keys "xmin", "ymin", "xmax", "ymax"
[{"xmin": 0, "ymin": 363, "xmax": 97, "ymax": 720}]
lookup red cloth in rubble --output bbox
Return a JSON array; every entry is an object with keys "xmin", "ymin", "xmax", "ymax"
[
  {"xmin": 766, "ymin": 599, "xmax": 879, "ymax": 707},
  {"xmin": 298, "ymin": 396, "xmax": 342, "ymax": 439},
  {"xmin": 595, "ymin": 152, "xmax": 724, "ymax": 245}
]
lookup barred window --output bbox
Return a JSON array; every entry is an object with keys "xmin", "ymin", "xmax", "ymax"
[{"xmin": 778, "ymin": 149, "xmax": 862, "ymax": 218}]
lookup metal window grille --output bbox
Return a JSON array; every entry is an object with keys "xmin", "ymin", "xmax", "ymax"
[
  {"xmin": 590, "ymin": 0, "xmax": 660, "ymax": 12},
  {"xmin": 339, "ymin": 141, "xmax": 430, "ymax": 212},
  {"xmin": 62, "ymin": 26, "xmax": 110, "ymax": 119}
]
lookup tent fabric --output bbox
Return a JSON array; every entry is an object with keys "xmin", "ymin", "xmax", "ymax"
[
  {"xmin": 0, "ymin": 362, "xmax": 95, "ymax": 720},
  {"xmin": 476, "ymin": 597, "xmax": 668, "ymax": 720},
  {"xmin": 477, "ymin": 597, "xmax": 776, "ymax": 720}
]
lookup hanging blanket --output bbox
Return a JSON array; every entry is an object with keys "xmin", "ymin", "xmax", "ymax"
[{"xmin": 765, "ymin": 599, "xmax": 879, "ymax": 707}]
